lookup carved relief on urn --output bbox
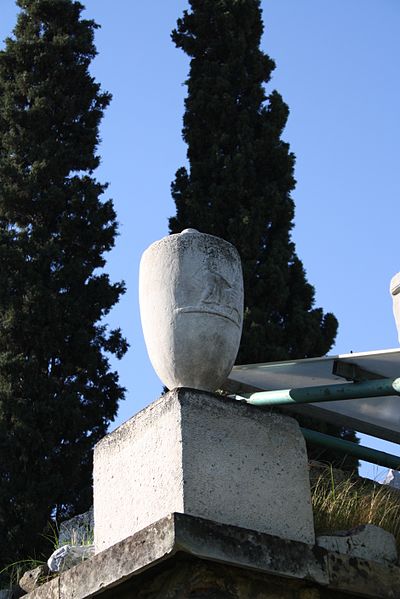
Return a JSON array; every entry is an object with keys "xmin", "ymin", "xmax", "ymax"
[{"xmin": 139, "ymin": 229, "xmax": 244, "ymax": 392}]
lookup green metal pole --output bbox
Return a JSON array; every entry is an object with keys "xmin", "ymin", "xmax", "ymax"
[
  {"xmin": 301, "ymin": 427, "xmax": 400, "ymax": 470},
  {"xmin": 239, "ymin": 377, "xmax": 400, "ymax": 407},
  {"xmin": 235, "ymin": 377, "xmax": 400, "ymax": 469}
]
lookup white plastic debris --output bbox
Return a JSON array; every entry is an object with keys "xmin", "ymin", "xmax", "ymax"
[{"xmin": 47, "ymin": 544, "xmax": 94, "ymax": 573}]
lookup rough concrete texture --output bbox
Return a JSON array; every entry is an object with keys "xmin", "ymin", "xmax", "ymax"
[
  {"xmin": 94, "ymin": 391, "xmax": 185, "ymax": 553},
  {"xmin": 24, "ymin": 513, "xmax": 400, "ymax": 599},
  {"xmin": 94, "ymin": 389, "xmax": 315, "ymax": 552},
  {"xmin": 139, "ymin": 229, "xmax": 244, "ymax": 392},
  {"xmin": 317, "ymin": 524, "xmax": 397, "ymax": 565}
]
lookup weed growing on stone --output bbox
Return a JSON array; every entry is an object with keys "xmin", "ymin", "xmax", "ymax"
[
  {"xmin": 0, "ymin": 517, "xmax": 94, "ymax": 591},
  {"xmin": 0, "ymin": 557, "xmax": 46, "ymax": 589},
  {"xmin": 311, "ymin": 465, "xmax": 400, "ymax": 547},
  {"xmin": 63, "ymin": 523, "xmax": 94, "ymax": 548}
]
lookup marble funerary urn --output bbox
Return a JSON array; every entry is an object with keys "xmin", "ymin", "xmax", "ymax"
[{"xmin": 139, "ymin": 229, "xmax": 244, "ymax": 392}]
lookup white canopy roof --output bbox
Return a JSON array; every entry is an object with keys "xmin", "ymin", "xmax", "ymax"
[{"xmin": 227, "ymin": 348, "xmax": 400, "ymax": 443}]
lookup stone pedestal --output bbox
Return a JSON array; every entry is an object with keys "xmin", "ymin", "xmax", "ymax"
[
  {"xmin": 21, "ymin": 514, "xmax": 400, "ymax": 599},
  {"xmin": 93, "ymin": 389, "xmax": 315, "ymax": 553}
]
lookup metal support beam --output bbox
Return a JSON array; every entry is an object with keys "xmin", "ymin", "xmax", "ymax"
[
  {"xmin": 301, "ymin": 427, "xmax": 400, "ymax": 470},
  {"xmin": 237, "ymin": 377, "xmax": 400, "ymax": 407},
  {"xmin": 234, "ymin": 377, "xmax": 400, "ymax": 469}
]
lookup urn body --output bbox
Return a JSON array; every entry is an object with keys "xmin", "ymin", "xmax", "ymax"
[{"xmin": 139, "ymin": 230, "xmax": 244, "ymax": 392}]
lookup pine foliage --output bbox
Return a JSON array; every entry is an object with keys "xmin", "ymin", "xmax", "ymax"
[
  {"xmin": 170, "ymin": 0, "xmax": 359, "ymax": 471},
  {"xmin": 169, "ymin": 0, "xmax": 338, "ymax": 363},
  {"xmin": 0, "ymin": 0, "xmax": 127, "ymax": 567}
]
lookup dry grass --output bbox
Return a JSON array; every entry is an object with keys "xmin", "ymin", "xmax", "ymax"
[{"xmin": 311, "ymin": 465, "xmax": 400, "ymax": 548}]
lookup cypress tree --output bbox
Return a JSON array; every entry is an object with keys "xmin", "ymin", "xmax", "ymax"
[
  {"xmin": 0, "ymin": 0, "xmax": 127, "ymax": 568},
  {"xmin": 170, "ymin": 0, "xmax": 358, "ymax": 470}
]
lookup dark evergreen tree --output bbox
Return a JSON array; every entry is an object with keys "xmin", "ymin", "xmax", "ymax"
[
  {"xmin": 0, "ymin": 0, "xmax": 127, "ymax": 569},
  {"xmin": 170, "ymin": 0, "xmax": 358, "ymax": 470}
]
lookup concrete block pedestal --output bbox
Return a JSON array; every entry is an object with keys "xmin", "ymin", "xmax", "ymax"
[{"xmin": 94, "ymin": 389, "xmax": 315, "ymax": 553}]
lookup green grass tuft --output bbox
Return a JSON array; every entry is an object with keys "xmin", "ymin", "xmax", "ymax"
[{"xmin": 311, "ymin": 465, "xmax": 400, "ymax": 548}]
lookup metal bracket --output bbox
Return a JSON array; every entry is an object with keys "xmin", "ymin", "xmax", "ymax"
[{"xmin": 332, "ymin": 360, "xmax": 386, "ymax": 383}]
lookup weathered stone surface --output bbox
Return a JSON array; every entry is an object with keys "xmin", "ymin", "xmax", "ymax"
[
  {"xmin": 100, "ymin": 558, "xmax": 307, "ymax": 599},
  {"xmin": 94, "ymin": 389, "xmax": 315, "ymax": 552},
  {"xmin": 58, "ymin": 515, "xmax": 176, "ymax": 598},
  {"xmin": 19, "ymin": 565, "xmax": 49, "ymax": 593},
  {"xmin": 317, "ymin": 524, "xmax": 397, "ymax": 564},
  {"xmin": 326, "ymin": 550, "xmax": 400, "ymax": 598},
  {"xmin": 58, "ymin": 508, "xmax": 93, "ymax": 546},
  {"xmin": 23, "ymin": 513, "xmax": 400, "ymax": 599},
  {"xmin": 24, "ymin": 577, "xmax": 59, "ymax": 599},
  {"xmin": 139, "ymin": 229, "xmax": 244, "ymax": 392},
  {"xmin": 171, "ymin": 513, "xmax": 326, "ymax": 586},
  {"xmin": 47, "ymin": 544, "xmax": 94, "ymax": 573}
]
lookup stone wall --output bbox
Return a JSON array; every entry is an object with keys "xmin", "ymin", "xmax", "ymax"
[
  {"xmin": 96, "ymin": 556, "xmax": 358, "ymax": 599},
  {"xmin": 22, "ymin": 513, "xmax": 400, "ymax": 599}
]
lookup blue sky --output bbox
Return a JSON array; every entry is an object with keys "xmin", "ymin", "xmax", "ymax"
[{"xmin": 1, "ymin": 1, "xmax": 399, "ymax": 479}]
